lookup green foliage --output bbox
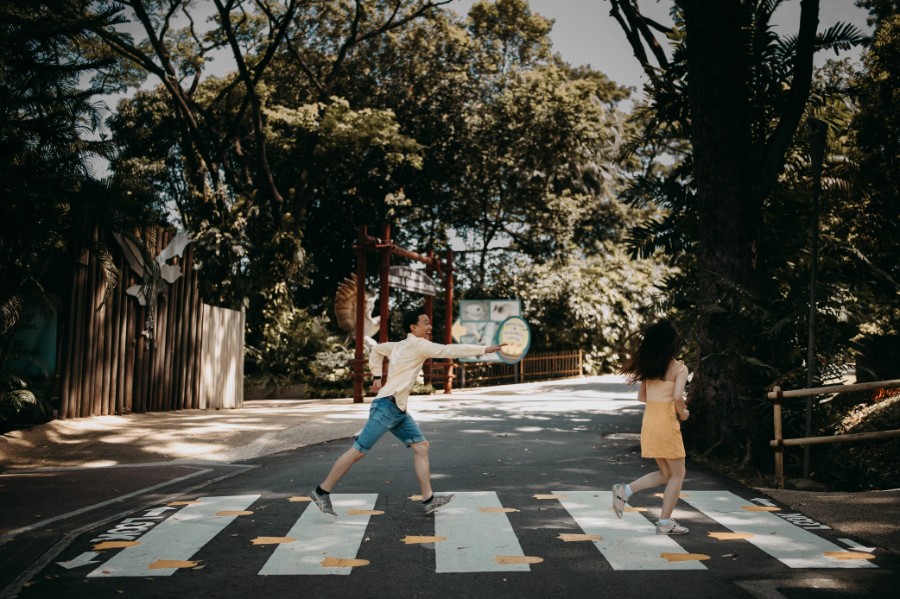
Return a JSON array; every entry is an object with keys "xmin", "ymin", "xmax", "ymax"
[
  {"xmin": 0, "ymin": 373, "xmax": 53, "ymax": 428},
  {"xmin": 846, "ymin": 14, "xmax": 900, "ymax": 337},
  {"xmin": 245, "ymin": 306, "xmax": 343, "ymax": 388},
  {"xmin": 309, "ymin": 346, "xmax": 355, "ymax": 385},
  {"xmin": 0, "ymin": 1, "xmax": 163, "ymax": 372},
  {"xmin": 59, "ymin": 1, "xmax": 658, "ymax": 389},
  {"xmin": 609, "ymin": 0, "xmax": 878, "ymax": 466},
  {"xmin": 819, "ymin": 394, "xmax": 900, "ymax": 490},
  {"xmin": 486, "ymin": 243, "xmax": 669, "ymax": 373}
]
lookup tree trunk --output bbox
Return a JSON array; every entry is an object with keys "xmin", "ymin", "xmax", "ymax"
[{"xmin": 678, "ymin": 0, "xmax": 760, "ymax": 456}]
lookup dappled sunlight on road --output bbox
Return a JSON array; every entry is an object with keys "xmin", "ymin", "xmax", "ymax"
[
  {"xmin": 1, "ymin": 398, "xmax": 369, "ymax": 470},
  {"xmin": 1, "ymin": 375, "xmax": 639, "ymax": 471}
]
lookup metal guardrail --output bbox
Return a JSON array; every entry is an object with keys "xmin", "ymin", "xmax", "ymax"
[{"xmin": 767, "ymin": 378, "xmax": 900, "ymax": 488}]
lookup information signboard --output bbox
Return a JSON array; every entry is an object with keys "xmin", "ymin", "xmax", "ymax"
[{"xmin": 453, "ymin": 299, "xmax": 530, "ymax": 363}]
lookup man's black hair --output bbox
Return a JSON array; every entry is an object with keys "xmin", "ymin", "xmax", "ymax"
[{"xmin": 402, "ymin": 308, "xmax": 428, "ymax": 334}]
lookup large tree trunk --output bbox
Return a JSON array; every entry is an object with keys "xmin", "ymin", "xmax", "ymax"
[{"xmin": 678, "ymin": 0, "xmax": 760, "ymax": 458}]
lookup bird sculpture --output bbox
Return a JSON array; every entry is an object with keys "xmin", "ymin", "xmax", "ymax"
[
  {"xmin": 334, "ymin": 274, "xmax": 381, "ymax": 348},
  {"xmin": 113, "ymin": 231, "xmax": 191, "ymax": 344}
]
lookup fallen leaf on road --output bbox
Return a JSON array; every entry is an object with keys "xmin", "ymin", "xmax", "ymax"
[
  {"xmin": 321, "ymin": 557, "xmax": 369, "ymax": 568},
  {"xmin": 558, "ymin": 534, "xmax": 602, "ymax": 542},
  {"xmin": 149, "ymin": 560, "xmax": 199, "ymax": 569},
  {"xmin": 94, "ymin": 541, "xmax": 140, "ymax": 550},
  {"xmin": 709, "ymin": 532, "xmax": 755, "ymax": 540},
  {"xmin": 402, "ymin": 535, "xmax": 448, "ymax": 544},
  {"xmin": 251, "ymin": 537, "xmax": 296, "ymax": 545},
  {"xmin": 495, "ymin": 556, "xmax": 543, "ymax": 565},
  {"xmin": 824, "ymin": 551, "xmax": 875, "ymax": 561},
  {"xmin": 660, "ymin": 553, "xmax": 710, "ymax": 563}
]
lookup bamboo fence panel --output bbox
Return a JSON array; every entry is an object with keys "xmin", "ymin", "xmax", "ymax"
[
  {"xmin": 200, "ymin": 304, "xmax": 245, "ymax": 409},
  {"xmin": 57, "ymin": 227, "xmax": 244, "ymax": 418}
]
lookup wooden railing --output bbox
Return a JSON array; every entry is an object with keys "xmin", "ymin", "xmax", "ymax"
[
  {"xmin": 767, "ymin": 378, "xmax": 900, "ymax": 488},
  {"xmin": 425, "ymin": 350, "xmax": 583, "ymax": 389}
]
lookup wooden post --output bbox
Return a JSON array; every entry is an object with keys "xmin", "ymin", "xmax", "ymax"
[
  {"xmin": 87, "ymin": 243, "xmax": 102, "ymax": 416},
  {"xmin": 189, "ymin": 274, "xmax": 203, "ymax": 409},
  {"xmin": 378, "ymin": 224, "xmax": 391, "ymax": 386},
  {"xmin": 424, "ymin": 250, "xmax": 435, "ymax": 386},
  {"xmin": 772, "ymin": 386, "xmax": 784, "ymax": 489},
  {"xmin": 123, "ymin": 272, "xmax": 136, "ymax": 414},
  {"xmin": 353, "ymin": 226, "xmax": 368, "ymax": 403},
  {"xmin": 379, "ymin": 223, "xmax": 391, "ymax": 343},
  {"xmin": 443, "ymin": 249, "xmax": 454, "ymax": 394}
]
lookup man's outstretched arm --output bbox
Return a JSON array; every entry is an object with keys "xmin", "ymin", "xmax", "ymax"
[{"xmin": 414, "ymin": 339, "xmax": 506, "ymax": 359}]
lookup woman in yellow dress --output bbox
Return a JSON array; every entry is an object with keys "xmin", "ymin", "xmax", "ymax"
[{"xmin": 612, "ymin": 319, "xmax": 691, "ymax": 535}]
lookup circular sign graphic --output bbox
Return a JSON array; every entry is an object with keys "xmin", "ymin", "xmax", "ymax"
[{"xmin": 495, "ymin": 316, "xmax": 531, "ymax": 364}]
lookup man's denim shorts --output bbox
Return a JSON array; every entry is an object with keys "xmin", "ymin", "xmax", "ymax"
[{"xmin": 352, "ymin": 396, "xmax": 426, "ymax": 453}]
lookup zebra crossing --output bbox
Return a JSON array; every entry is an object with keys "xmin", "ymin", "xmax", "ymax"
[{"xmin": 72, "ymin": 490, "xmax": 877, "ymax": 578}]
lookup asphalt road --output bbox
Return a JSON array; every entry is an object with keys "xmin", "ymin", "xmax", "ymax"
[{"xmin": 3, "ymin": 379, "xmax": 898, "ymax": 598}]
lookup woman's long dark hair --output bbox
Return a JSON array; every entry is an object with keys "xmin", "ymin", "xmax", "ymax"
[{"xmin": 620, "ymin": 319, "xmax": 682, "ymax": 383}]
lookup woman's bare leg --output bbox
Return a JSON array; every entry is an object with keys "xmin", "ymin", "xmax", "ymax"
[
  {"xmin": 658, "ymin": 458, "xmax": 686, "ymax": 519},
  {"xmin": 628, "ymin": 458, "xmax": 671, "ymax": 494}
]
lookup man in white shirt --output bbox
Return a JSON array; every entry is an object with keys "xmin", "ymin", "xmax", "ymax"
[{"xmin": 310, "ymin": 308, "xmax": 505, "ymax": 516}]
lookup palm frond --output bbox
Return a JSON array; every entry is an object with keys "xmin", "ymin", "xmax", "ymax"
[{"xmin": 816, "ymin": 22, "xmax": 868, "ymax": 54}]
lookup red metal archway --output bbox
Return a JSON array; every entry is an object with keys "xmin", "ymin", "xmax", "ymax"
[{"xmin": 352, "ymin": 224, "xmax": 455, "ymax": 403}]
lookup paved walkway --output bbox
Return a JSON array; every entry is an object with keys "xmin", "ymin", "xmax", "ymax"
[{"xmin": 2, "ymin": 376, "xmax": 898, "ymax": 555}]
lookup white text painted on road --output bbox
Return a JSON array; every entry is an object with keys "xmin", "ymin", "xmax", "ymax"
[
  {"xmin": 87, "ymin": 495, "xmax": 260, "ymax": 577},
  {"xmin": 681, "ymin": 491, "xmax": 876, "ymax": 569}
]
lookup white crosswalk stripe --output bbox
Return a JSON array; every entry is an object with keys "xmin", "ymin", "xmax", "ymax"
[
  {"xmin": 434, "ymin": 491, "xmax": 533, "ymax": 573},
  {"xmin": 554, "ymin": 490, "xmax": 707, "ymax": 570},
  {"xmin": 259, "ymin": 493, "xmax": 378, "ymax": 576},
  {"xmin": 76, "ymin": 490, "xmax": 878, "ymax": 577},
  {"xmin": 88, "ymin": 495, "xmax": 260, "ymax": 578},
  {"xmin": 679, "ymin": 491, "xmax": 877, "ymax": 569}
]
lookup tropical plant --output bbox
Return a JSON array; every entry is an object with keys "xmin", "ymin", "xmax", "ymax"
[
  {"xmin": 0, "ymin": 1, "xmax": 162, "ymax": 376},
  {"xmin": 605, "ymin": 0, "xmax": 868, "ymax": 466}
]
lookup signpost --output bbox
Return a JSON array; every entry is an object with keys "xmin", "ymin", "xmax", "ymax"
[
  {"xmin": 352, "ymin": 224, "xmax": 455, "ymax": 402},
  {"xmin": 388, "ymin": 266, "xmax": 437, "ymax": 296}
]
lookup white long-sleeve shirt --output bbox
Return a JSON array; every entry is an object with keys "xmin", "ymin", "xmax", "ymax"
[{"xmin": 368, "ymin": 333, "xmax": 487, "ymax": 411}]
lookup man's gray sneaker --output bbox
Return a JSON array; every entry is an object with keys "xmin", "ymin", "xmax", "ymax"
[
  {"xmin": 612, "ymin": 483, "xmax": 627, "ymax": 519},
  {"xmin": 310, "ymin": 488, "xmax": 337, "ymax": 517},
  {"xmin": 423, "ymin": 494, "xmax": 455, "ymax": 514}
]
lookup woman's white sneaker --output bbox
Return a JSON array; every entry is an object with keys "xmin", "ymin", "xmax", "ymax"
[
  {"xmin": 655, "ymin": 518, "xmax": 689, "ymax": 535},
  {"xmin": 612, "ymin": 483, "xmax": 627, "ymax": 519}
]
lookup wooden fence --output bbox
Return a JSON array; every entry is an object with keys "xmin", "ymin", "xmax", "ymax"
[
  {"xmin": 767, "ymin": 378, "xmax": 900, "ymax": 488},
  {"xmin": 425, "ymin": 350, "xmax": 583, "ymax": 389},
  {"xmin": 200, "ymin": 304, "xmax": 245, "ymax": 409},
  {"xmin": 57, "ymin": 227, "xmax": 244, "ymax": 418}
]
